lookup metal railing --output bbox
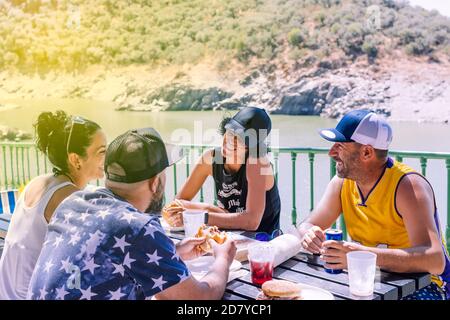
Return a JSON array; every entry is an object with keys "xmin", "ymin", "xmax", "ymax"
[{"xmin": 1, "ymin": 142, "xmax": 450, "ymax": 250}]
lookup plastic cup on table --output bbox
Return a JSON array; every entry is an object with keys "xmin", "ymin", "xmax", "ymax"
[
  {"xmin": 182, "ymin": 210, "xmax": 207, "ymax": 237},
  {"xmin": 247, "ymin": 243, "xmax": 275, "ymax": 286},
  {"xmin": 346, "ymin": 251, "xmax": 377, "ymax": 297}
]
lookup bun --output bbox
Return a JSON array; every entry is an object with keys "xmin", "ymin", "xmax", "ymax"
[
  {"xmin": 260, "ymin": 280, "xmax": 302, "ymax": 300},
  {"xmin": 34, "ymin": 110, "xmax": 69, "ymax": 155},
  {"xmin": 195, "ymin": 225, "xmax": 227, "ymax": 253}
]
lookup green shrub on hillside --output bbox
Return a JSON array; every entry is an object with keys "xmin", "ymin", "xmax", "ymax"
[
  {"xmin": 0, "ymin": 0, "xmax": 449, "ymax": 72},
  {"xmin": 337, "ymin": 23, "xmax": 366, "ymax": 57},
  {"xmin": 287, "ymin": 28, "xmax": 305, "ymax": 47},
  {"xmin": 362, "ymin": 36, "xmax": 378, "ymax": 60},
  {"xmin": 405, "ymin": 38, "xmax": 433, "ymax": 56},
  {"xmin": 314, "ymin": 12, "xmax": 327, "ymax": 28}
]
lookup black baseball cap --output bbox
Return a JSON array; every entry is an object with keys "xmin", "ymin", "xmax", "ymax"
[
  {"xmin": 105, "ymin": 128, "xmax": 184, "ymax": 183},
  {"xmin": 225, "ymin": 107, "xmax": 272, "ymax": 148}
]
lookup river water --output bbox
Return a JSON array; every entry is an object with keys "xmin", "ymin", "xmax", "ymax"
[{"xmin": 1, "ymin": 98, "xmax": 449, "ymax": 230}]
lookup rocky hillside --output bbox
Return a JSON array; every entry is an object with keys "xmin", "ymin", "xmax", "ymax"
[{"xmin": 1, "ymin": 0, "xmax": 450, "ymax": 123}]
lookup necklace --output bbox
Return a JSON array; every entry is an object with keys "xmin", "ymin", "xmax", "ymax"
[{"xmin": 62, "ymin": 173, "xmax": 75, "ymax": 185}]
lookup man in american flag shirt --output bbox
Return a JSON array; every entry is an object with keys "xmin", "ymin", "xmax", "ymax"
[{"xmin": 27, "ymin": 128, "xmax": 236, "ymax": 300}]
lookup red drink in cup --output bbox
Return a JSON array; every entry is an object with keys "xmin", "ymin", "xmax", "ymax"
[
  {"xmin": 250, "ymin": 260, "xmax": 274, "ymax": 285},
  {"xmin": 248, "ymin": 243, "xmax": 275, "ymax": 286}
]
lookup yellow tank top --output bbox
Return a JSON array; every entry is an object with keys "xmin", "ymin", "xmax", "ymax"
[
  {"xmin": 341, "ymin": 158, "xmax": 450, "ymax": 292},
  {"xmin": 341, "ymin": 158, "xmax": 413, "ymax": 249}
]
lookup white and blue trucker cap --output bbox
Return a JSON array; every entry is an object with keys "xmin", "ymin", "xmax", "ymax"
[{"xmin": 319, "ymin": 110, "xmax": 393, "ymax": 150}]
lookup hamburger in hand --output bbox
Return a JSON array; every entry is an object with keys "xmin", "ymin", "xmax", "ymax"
[
  {"xmin": 162, "ymin": 200, "xmax": 184, "ymax": 227},
  {"xmin": 194, "ymin": 224, "xmax": 227, "ymax": 253},
  {"xmin": 257, "ymin": 280, "xmax": 303, "ymax": 300}
]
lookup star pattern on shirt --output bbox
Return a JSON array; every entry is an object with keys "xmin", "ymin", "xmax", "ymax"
[
  {"xmin": 112, "ymin": 262, "xmax": 125, "ymax": 277},
  {"xmin": 55, "ymin": 286, "xmax": 69, "ymax": 300},
  {"xmin": 83, "ymin": 258, "xmax": 99, "ymax": 275},
  {"xmin": 68, "ymin": 232, "xmax": 81, "ymax": 246},
  {"xmin": 60, "ymin": 257, "xmax": 72, "ymax": 273},
  {"xmin": 63, "ymin": 211, "xmax": 74, "ymax": 224},
  {"xmin": 79, "ymin": 286, "xmax": 96, "ymax": 300},
  {"xmin": 120, "ymin": 211, "xmax": 137, "ymax": 224},
  {"xmin": 123, "ymin": 252, "xmax": 135, "ymax": 269},
  {"xmin": 53, "ymin": 234, "xmax": 64, "ymax": 248},
  {"xmin": 98, "ymin": 209, "xmax": 112, "ymax": 220},
  {"xmin": 44, "ymin": 260, "xmax": 54, "ymax": 273},
  {"xmin": 151, "ymin": 276, "xmax": 167, "ymax": 291},
  {"xmin": 172, "ymin": 253, "xmax": 181, "ymax": 262},
  {"xmin": 144, "ymin": 224, "xmax": 158, "ymax": 238},
  {"xmin": 147, "ymin": 250, "xmax": 162, "ymax": 266},
  {"xmin": 113, "ymin": 235, "xmax": 130, "ymax": 253},
  {"xmin": 178, "ymin": 270, "xmax": 190, "ymax": 282},
  {"xmin": 109, "ymin": 287, "xmax": 126, "ymax": 300},
  {"xmin": 39, "ymin": 287, "xmax": 48, "ymax": 300},
  {"xmin": 79, "ymin": 211, "xmax": 90, "ymax": 222},
  {"xmin": 69, "ymin": 226, "xmax": 78, "ymax": 233}
]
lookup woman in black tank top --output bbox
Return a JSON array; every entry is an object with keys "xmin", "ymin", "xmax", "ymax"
[{"xmin": 166, "ymin": 107, "xmax": 281, "ymax": 234}]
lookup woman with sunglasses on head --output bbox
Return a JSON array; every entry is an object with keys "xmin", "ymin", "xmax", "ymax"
[
  {"xmin": 0, "ymin": 110, "xmax": 106, "ymax": 300},
  {"xmin": 165, "ymin": 107, "xmax": 281, "ymax": 237}
]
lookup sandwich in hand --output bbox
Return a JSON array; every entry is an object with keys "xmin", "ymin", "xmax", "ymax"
[
  {"xmin": 162, "ymin": 200, "xmax": 184, "ymax": 227},
  {"xmin": 257, "ymin": 280, "xmax": 303, "ymax": 300},
  {"xmin": 194, "ymin": 224, "xmax": 227, "ymax": 253}
]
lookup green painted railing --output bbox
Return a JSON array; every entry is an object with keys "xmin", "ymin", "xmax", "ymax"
[{"xmin": 1, "ymin": 142, "xmax": 450, "ymax": 251}]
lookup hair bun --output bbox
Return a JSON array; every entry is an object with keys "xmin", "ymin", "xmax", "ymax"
[
  {"xmin": 34, "ymin": 110, "xmax": 69, "ymax": 154},
  {"xmin": 33, "ymin": 110, "xmax": 100, "ymax": 175}
]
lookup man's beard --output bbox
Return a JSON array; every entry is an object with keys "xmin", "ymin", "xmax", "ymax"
[
  {"xmin": 144, "ymin": 179, "xmax": 165, "ymax": 213},
  {"xmin": 336, "ymin": 160, "xmax": 348, "ymax": 178},
  {"xmin": 335, "ymin": 154, "xmax": 360, "ymax": 180}
]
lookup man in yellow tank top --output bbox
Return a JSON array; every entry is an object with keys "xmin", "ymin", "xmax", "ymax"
[{"xmin": 296, "ymin": 110, "xmax": 450, "ymax": 300}]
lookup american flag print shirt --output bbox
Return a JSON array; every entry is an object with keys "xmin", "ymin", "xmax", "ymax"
[{"xmin": 27, "ymin": 188, "xmax": 190, "ymax": 300}]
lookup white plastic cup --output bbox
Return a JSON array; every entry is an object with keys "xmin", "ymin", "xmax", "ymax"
[
  {"xmin": 182, "ymin": 210, "xmax": 207, "ymax": 237},
  {"xmin": 346, "ymin": 251, "xmax": 377, "ymax": 297},
  {"xmin": 247, "ymin": 243, "xmax": 275, "ymax": 285}
]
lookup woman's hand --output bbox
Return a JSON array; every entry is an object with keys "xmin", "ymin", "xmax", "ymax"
[
  {"xmin": 163, "ymin": 199, "xmax": 216, "ymax": 227},
  {"xmin": 162, "ymin": 199, "xmax": 185, "ymax": 227},
  {"xmin": 175, "ymin": 199, "xmax": 210, "ymax": 210}
]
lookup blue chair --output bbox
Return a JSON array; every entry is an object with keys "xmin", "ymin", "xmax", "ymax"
[
  {"xmin": 0, "ymin": 190, "xmax": 17, "ymax": 239},
  {"xmin": 0, "ymin": 190, "xmax": 18, "ymax": 215}
]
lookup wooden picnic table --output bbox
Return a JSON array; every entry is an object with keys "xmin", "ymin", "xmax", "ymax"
[{"xmin": 166, "ymin": 230, "xmax": 431, "ymax": 300}]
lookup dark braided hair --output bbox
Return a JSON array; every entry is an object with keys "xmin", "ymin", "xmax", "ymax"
[{"xmin": 33, "ymin": 110, "xmax": 101, "ymax": 175}]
